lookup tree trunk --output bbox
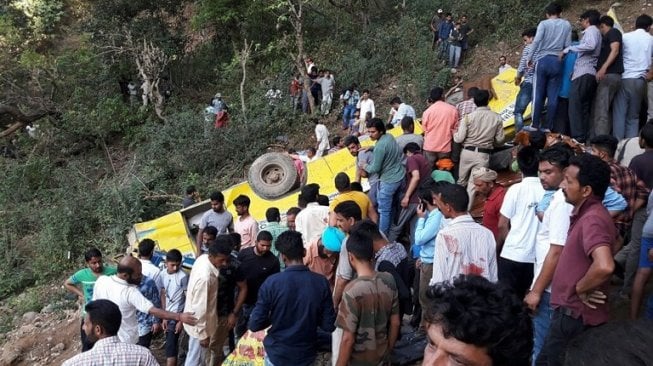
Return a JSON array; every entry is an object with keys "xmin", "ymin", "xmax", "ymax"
[
  {"xmin": 239, "ymin": 39, "xmax": 254, "ymax": 120},
  {"xmin": 288, "ymin": 0, "xmax": 316, "ymax": 114}
]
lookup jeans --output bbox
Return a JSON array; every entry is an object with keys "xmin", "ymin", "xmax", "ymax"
[
  {"xmin": 438, "ymin": 39, "xmax": 450, "ymax": 59},
  {"xmin": 536, "ymin": 310, "xmax": 588, "ymax": 366},
  {"xmin": 532, "ymin": 55, "xmax": 562, "ymax": 130},
  {"xmin": 449, "ymin": 45, "xmax": 461, "ymax": 68},
  {"xmin": 387, "ymin": 203, "xmax": 418, "ymax": 243},
  {"xmin": 568, "ymin": 74, "xmax": 597, "ymax": 142},
  {"xmin": 612, "ymin": 78, "xmax": 646, "ymax": 139},
  {"xmin": 378, "ymin": 180, "xmax": 403, "ymax": 235},
  {"xmin": 185, "ymin": 335, "xmax": 208, "ymax": 366},
  {"xmin": 592, "ymin": 73, "xmax": 621, "ymax": 137},
  {"xmin": 343, "ymin": 105, "xmax": 356, "ymax": 129},
  {"xmin": 514, "ymin": 82, "xmax": 533, "ymax": 132},
  {"xmin": 532, "ymin": 291, "xmax": 553, "ymax": 365}
]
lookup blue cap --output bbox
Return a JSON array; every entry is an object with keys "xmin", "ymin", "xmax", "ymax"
[{"xmin": 322, "ymin": 227, "xmax": 346, "ymax": 252}]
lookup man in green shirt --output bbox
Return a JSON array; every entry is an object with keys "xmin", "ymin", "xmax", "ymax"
[
  {"xmin": 64, "ymin": 247, "xmax": 117, "ymax": 351},
  {"xmin": 361, "ymin": 118, "xmax": 405, "ymax": 235},
  {"xmin": 264, "ymin": 207, "xmax": 289, "ymax": 268}
]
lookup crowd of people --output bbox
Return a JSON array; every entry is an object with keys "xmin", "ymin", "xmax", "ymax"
[{"xmin": 58, "ymin": 3, "xmax": 653, "ymax": 366}]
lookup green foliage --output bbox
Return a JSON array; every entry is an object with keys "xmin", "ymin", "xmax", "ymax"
[{"xmin": 11, "ymin": 0, "xmax": 64, "ymax": 39}]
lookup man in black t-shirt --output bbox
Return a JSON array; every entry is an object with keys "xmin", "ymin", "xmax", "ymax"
[
  {"xmin": 594, "ymin": 15, "xmax": 624, "ymax": 136},
  {"xmin": 234, "ymin": 231, "xmax": 280, "ymax": 337}
]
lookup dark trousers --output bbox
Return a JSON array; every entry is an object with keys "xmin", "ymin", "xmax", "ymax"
[
  {"xmin": 81, "ymin": 318, "xmax": 94, "ymax": 352},
  {"xmin": 498, "ymin": 257, "xmax": 534, "ymax": 300},
  {"xmin": 235, "ymin": 303, "xmax": 255, "ymax": 338},
  {"xmin": 536, "ymin": 309, "xmax": 588, "ymax": 366},
  {"xmin": 568, "ymin": 74, "xmax": 597, "ymax": 142},
  {"xmin": 137, "ymin": 332, "xmax": 153, "ymax": 348},
  {"xmin": 532, "ymin": 55, "xmax": 563, "ymax": 130}
]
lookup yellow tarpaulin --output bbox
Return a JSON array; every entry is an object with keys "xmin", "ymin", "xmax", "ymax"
[{"xmin": 489, "ymin": 67, "xmax": 532, "ymax": 137}]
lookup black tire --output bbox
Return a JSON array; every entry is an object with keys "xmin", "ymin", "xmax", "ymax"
[{"xmin": 248, "ymin": 152, "xmax": 299, "ymax": 199}]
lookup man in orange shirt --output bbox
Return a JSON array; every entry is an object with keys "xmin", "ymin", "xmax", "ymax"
[{"xmin": 421, "ymin": 87, "xmax": 460, "ymax": 168}]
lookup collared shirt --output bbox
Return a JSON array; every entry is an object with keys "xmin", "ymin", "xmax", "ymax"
[
  {"xmin": 93, "ymin": 275, "xmax": 154, "ymax": 344},
  {"xmin": 374, "ymin": 242, "xmax": 407, "ymax": 270},
  {"xmin": 565, "ymin": 25, "xmax": 601, "ymax": 80},
  {"xmin": 609, "ymin": 161, "xmax": 649, "ymax": 233},
  {"xmin": 295, "ymin": 202, "xmax": 329, "ymax": 246},
  {"xmin": 414, "ymin": 209, "xmax": 444, "ymax": 264},
  {"xmin": 517, "ymin": 44, "xmax": 535, "ymax": 84},
  {"xmin": 551, "ymin": 196, "xmax": 616, "ymax": 326},
  {"xmin": 263, "ymin": 221, "xmax": 288, "ymax": 266},
  {"xmin": 61, "ymin": 336, "xmax": 159, "ymax": 366},
  {"xmin": 453, "ymin": 106, "xmax": 505, "ymax": 149},
  {"xmin": 357, "ymin": 98, "xmax": 376, "ymax": 119},
  {"xmin": 137, "ymin": 276, "xmax": 161, "ymax": 337},
  {"xmin": 482, "ymin": 185, "xmax": 506, "ymax": 240},
  {"xmin": 315, "ymin": 123, "xmax": 330, "ymax": 151},
  {"xmin": 438, "ymin": 21, "xmax": 453, "ymax": 41},
  {"xmin": 357, "ymin": 149, "xmax": 379, "ymax": 184},
  {"xmin": 430, "ymin": 214, "xmax": 498, "ymax": 285},
  {"xmin": 68, "ymin": 266, "xmax": 117, "ymax": 316},
  {"xmin": 234, "ymin": 215, "xmax": 259, "ymax": 249},
  {"xmin": 183, "ymin": 254, "xmax": 220, "ymax": 340},
  {"xmin": 499, "ymin": 177, "xmax": 545, "ymax": 263},
  {"xmin": 365, "ymin": 133, "xmax": 405, "ymax": 184},
  {"xmin": 622, "ymin": 28, "xmax": 653, "ymax": 79},
  {"xmin": 343, "ymin": 89, "xmax": 360, "ymax": 106},
  {"xmin": 304, "ymin": 236, "xmax": 338, "ymax": 289},
  {"xmin": 391, "ymin": 103, "xmax": 416, "ymax": 125},
  {"xmin": 455, "ymin": 98, "xmax": 476, "ymax": 123},
  {"xmin": 498, "ymin": 64, "xmax": 512, "ymax": 74},
  {"xmin": 529, "ymin": 17, "xmax": 572, "ymax": 62},
  {"xmin": 140, "ymin": 259, "xmax": 162, "ymax": 290},
  {"xmin": 421, "ymin": 101, "xmax": 459, "ymax": 153},
  {"xmin": 249, "ymin": 265, "xmax": 336, "ymax": 366}
]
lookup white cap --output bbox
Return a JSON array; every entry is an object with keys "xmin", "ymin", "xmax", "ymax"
[
  {"xmin": 437, "ymin": 9, "xmax": 443, "ymax": 13},
  {"xmin": 215, "ymin": 93, "xmax": 221, "ymax": 98}
]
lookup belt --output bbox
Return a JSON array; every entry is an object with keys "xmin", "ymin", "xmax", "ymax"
[
  {"xmin": 556, "ymin": 306, "xmax": 579, "ymax": 319},
  {"xmin": 463, "ymin": 146, "xmax": 493, "ymax": 154}
]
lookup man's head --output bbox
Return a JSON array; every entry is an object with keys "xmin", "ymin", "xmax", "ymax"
[
  {"xmin": 255, "ymin": 231, "xmax": 273, "ymax": 256},
  {"xmin": 499, "ymin": 56, "xmax": 507, "ymax": 66},
  {"xmin": 434, "ymin": 183, "xmax": 469, "ymax": 219},
  {"xmin": 346, "ymin": 230, "xmax": 374, "ymax": 271},
  {"xmin": 306, "ymin": 146, "xmax": 317, "ymax": 160},
  {"xmin": 390, "ymin": 96, "xmax": 402, "ymax": 109},
  {"xmin": 579, "ymin": 9, "xmax": 601, "ymax": 29},
  {"xmin": 589, "ymin": 135, "xmax": 618, "ymax": 162},
  {"xmin": 400, "ymin": 116, "xmax": 415, "ymax": 133},
  {"xmin": 466, "ymin": 87, "xmax": 479, "ymax": 100},
  {"xmin": 366, "ymin": 118, "xmax": 386, "ymax": 141},
  {"xmin": 350, "ymin": 219, "xmax": 386, "ymax": 252},
  {"xmin": 517, "ymin": 146, "xmax": 540, "ymax": 177},
  {"xmin": 165, "ymin": 249, "xmax": 183, "ymax": 274},
  {"xmin": 137, "ymin": 238, "xmax": 155, "ymax": 259},
  {"xmin": 202, "ymin": 226, "xmax": 218, "ymax": 244},
  {"xmin": 473, "ymin": 90, "xmax": 490, "ymax": 107},
  {"xmin": 83, "ymin": 300, "xmax": 122, "ymax": 343},
  {"xmin": 265, "ymin": 207, "xmax": 281, "ymax": 223},
  {"xmin": 545, "ymin": 2, "xmax": 562, "ymax": 17},
  {"xmin": 228, "ymin": 232, "xmax": 241, "ymax": 252},
  {"xmin": 640, "ymin": 121, "xmax": 653, "ymax": 149},
  {"xmin": 562, "ymin": 154, "xmax": 611, "ymax": 206},
  {"xmin": 207, "ymin": 235, "xmax": 232, "ymax": 269},
  {"xmin": 635, "ymin": 14, "xmax": 653, "ymax": 31},
  {"xmin": 539, "ymin": 144, "xmax": 572, "ymax": 191},
  {"xmin": 461, "ymin": 15, "xmax": 467, "ymax": 23},
  {"xmin": 599, "ymin": 15, "xmax": 615, "ymax": 35},
  {"xmin": 403, "ymin": 142, "xmax": 422, "ymax": 157},
  {"xmin": 84, "ymin": 248, "xmax": 104, "ymax": 274},
  {"xmin": 332, "ymin": 135, "xmax": 343, "ymax": 149},
  {"xmin": 321, "ymin": 227, "xmax": 346, "ymax": 255},
  {"xmin": 209, "ymin": 191, "xmax": 225, "ymax": 213},
  {"xmin": 522, "ymin": 27, "xmax": 536, "ymax": 44},
  {"xmin": 471, "ymin": 167, "xmax": 498, "ymax": 197},
  {"xmin": 428, "ymin": 87, "xmax": 444, "ymax": 103},
  {"xmin": 186, "ymin": 185, "xmax": 197, "ymax": 198},
  {"xmin": 117, "ymin": 256, "xmax": 143, "ymax": 286},
  {"xmin": 361, "ymin": 89, "xmax": 370, "ymax": 100},
  {"xmin": 445, "ymin": 13, "xmax": 452, "ymax": 21},
  {"xmin": 301, "ymin": 183, "xmax": 320, "ymax": 203},
  {"xmin": 333, "ymin": 200, "xmax": 362, "ymax": 233},
  {"xmin": 454, "ymin": 21, "xmax": 461, "ymax": 29},
  {"xmin": 275, "ymin": 230, "xmax": 305, "ymax": 264},
  {"xmin": 422, "ymin": 275, "xmax": 532, "ymax": 366},
  {"xmin": 335, "ymin": 172, "xmax": 351, "ymax": 192},
  {"xmin": 343, "ymin": 135, "xmax": 362, "ymax": 157},
  {"xmin": 286, "ymin": 207, "xmax": 301, "ymax": 231}
]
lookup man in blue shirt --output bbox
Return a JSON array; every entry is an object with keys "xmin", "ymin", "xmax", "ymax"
[
  {"xmin": 248, "ymin": 231, "xmax": 336, "ymax": 366},
  {"xmin": 437, "ymin": 13, "xmax": 454, "ymax": 60}
]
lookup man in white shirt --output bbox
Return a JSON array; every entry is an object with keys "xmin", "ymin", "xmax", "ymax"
[
  {"xmin": 430, "ymin": 183, "xmax": 497, "ymax": 285},
  {"xmin": 523, "ymin": 146, "xmax": 573, "ymax": 362},
  {"xmin": 356, "ymin": 89, "xmax": 375, "ymax": 120},
  {"xmin": 498, "ymin": 55, "xmax": 512, "ymax": 74},
  {"xmin": 612, "ymin": 14, "xmax": 653, "ymax": 139},
  {"xmin": 318, "ymin": 70, "xmax": 335, "ymax": 115},
  {"xmin": 314, "ymin": 118, "xmax": 330, "ymax": 157},
  {"xmin": 184, "ymin": 237, "xmax": 231, "ymax": 365},
  {"xmin": 295, "ymin": 184, "xmax": 329, "ymax": 247},
  {"xmin": 497, "ymin": 146, "xmax": 545, "ymax": 300},
  {"xmin": 137, "ymin": 239, "xmax": 162, "ymax": 290},
  {"xmin": 389, "ymin": 96, "xmax": 416, "ymax": 126},
  {"xmin": 93, "ymin": 256, "xmax": 197, "ymax": 344}
]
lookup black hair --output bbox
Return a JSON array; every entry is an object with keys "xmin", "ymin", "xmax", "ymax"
[
  {"xmin": 85, "ymin": 299, "xmax": 122, "ymax": 336},
  {"xmin": 429, "ymin": 87, "xmax": 444, "ymax": 103},
  {"xmin": 400, "ymin": 116, "xmax": 415, "ymax": 131},
  {"xmin": 233, "ymin": 195, "xmax": 250, "ymax": 208},
  {"xmin": 275, "ymin": 231, "xmax": 304, "ymax": 261},
  {"xmin": 208, "ymin": 236, "xmax": 232, "ymax": 257},
  {"xmin": 335, "ymin": 172, "xmax": 351, "ymax": 191},
  {"xmin": 403, "ymin": 142, "xmax": 421, "ymax": 154},
  {"xmin": 390, "ymin": 96, "xmax": 402, "ymax": 105},
  {"xmin": 343, "ymin": 135, "xmax": 360, "ymax": 147},
  {"xmin": 641, "ymin": 121, "xmax": 653, "ymax": 147},
  {"xmin": 301, "ymin": 183, "xmax": 320, "ymax": 203},
  {"xmin": 350, "ymin": 182, "xmax": 363, "ymax": 192},
  {"xmin": 517, "ymin": 146, "xmax": 540, "ymax": 177},
  {"xmin": 635, "ymin": 14, "xmax": 653, "ymax": 30},
  {"xmin": 569, "ymin": 154, "xmax": 611, "ymax": 200},
  {"xmin": 580, "ymin": 9, "xmax": 601, "ymax": 26},
  {"xmin": 311, "ymin": 118, "xmax": 320, "ymax": 125},
  {"xmin": 425, "ymin": 275, "xmax": 532, "ymax": 366},
  {"xmin": 257, "ymin": 230, "xmax": 273, "ymax": 242},
  {"xmin": 367, "ymin": 118, "xmax": 386, "ymax": 134},
  {"xmin": 522, "ymin": 28, "xmax": 537, "ymax": 38},
  {"xmin": 599, "ymin": 15, "xmax": 614, "ymax": 27},
  {"xmin": 350, "ymin": 219, "xmax": 384, "ymax": 242},
  {"xmin": 571, "ymin": 29, "xmax": 580, "ymax": 42},
  {"xmin": 265, "ymin": 207, "xmax": 281, "ymax": 222},
  {"xmin": 318, "ymin": 194, "xmax": 330, "ymax": 206},
  {"xmin": 228, "ymin": 232, "xmax": 241, "ymax": 251},
  {"xmin": 186, "ymin": 185, "xmax": 196, "ymax": 195},
  {"xmin": 333, "ymin": 200, "xmax": 362, "ymax": 221},
  {"xmin": 307, "ymin": 147, "xmax": 317, "ymax": 155},
  {"xmin": 204, "ymin": 226, "xmax": 218, "ymax": 238},
  {"xmin": 286, "ymin": 207, "xmax": 301, "ymax": 216},
  {"xmin": 445, "ymin": 12, "xmax": 452, "ymax": 17},
  {"xmin": 467, "ymin": 87, "xmax": 479, "ymax": 99},
  {"xmin": 545, "ymin": 2, "xmax": 562, "ymax": 16},
  {"xmin": 528, "ymin": 130, "xmax": 546, "ymax": 150},
  {"xmin": 117, "ymin": 262, "xmax": 134, "ymax": 276},
  {"xmin": 166, "ymin": 249, "xmax": 183, "ymax": 263},
  {"xmin": 346, "ymin": 230, "xmax": 374, "ymax": 261},
  {"xmin": 332, "ymin": 135, "xmax": 341, "ymax": 146},
  {"xmin": 473, "ymin": 90, "xmax": 490, "ymax": 107},
  {"xmin": 209, "ymin": 191, "xmax": 224, "ymax": 202},
  {"xmin": 438, "ymin": 183, "xmax": 469, "ymax": 213},
  {"xmin": 539, "ymin": 144, "xmax": 572, "ymax": 169},
  {"xmin": 590, "ymin": 135, "xmax": 618, "ymax": 158},
  {"xmin": 84, "ymin": 248, "xmax": 102, "ymax": 262},
  {"xmin": 138, "ymin": 238, "xmax": 155, "ymax": 257}
]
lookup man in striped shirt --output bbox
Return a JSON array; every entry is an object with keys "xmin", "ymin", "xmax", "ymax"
[{"xmin": 514, "ymin": 28, "xmax": 536, "ymax": 132}]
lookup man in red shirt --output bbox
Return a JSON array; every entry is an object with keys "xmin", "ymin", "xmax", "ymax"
[
  {"xmin": 421, "ymin": 87, "xmax": 459, "ymax": 168},
  {"xmin": 472, "ymin": 167, "xmax": 505, "ymax": 243},
  {"xmin": 537, "ymin": 154, "xmax": 615, "ymax": 366}
]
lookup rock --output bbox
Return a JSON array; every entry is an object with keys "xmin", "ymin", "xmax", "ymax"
[
  {"xmin": 22, "ymin": 311, "xmax": 38, "ymax": 324},
  {"xmin": 41, "ymin": 304, "xmax": 55, "ymax": 314},
  {"xmin": 51, "ymin": 343, "xmax": 65, "ymax": 353},
  {"xmin": 0, "ymin": 347, "xmax": 21, "ymax": 365}
]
